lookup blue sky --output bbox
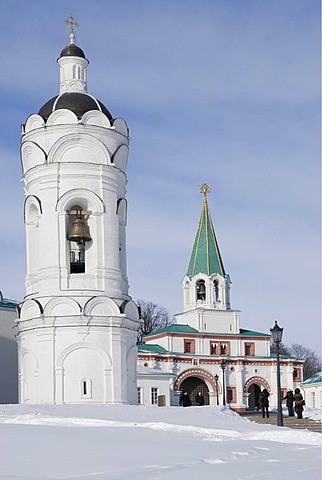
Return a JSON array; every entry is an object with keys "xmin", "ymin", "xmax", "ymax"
[{"xmin": 0, "ymin": 1, "xmax": 320, "ymax": 353}]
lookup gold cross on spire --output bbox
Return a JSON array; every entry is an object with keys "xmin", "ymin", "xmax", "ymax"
[
  {"xmin": 199, "ymin": 183, "xmax": 211, "ymax": 198},
  {"xmin": 65, "ymin": 16, "xmax": 79, "ymax": 44}
]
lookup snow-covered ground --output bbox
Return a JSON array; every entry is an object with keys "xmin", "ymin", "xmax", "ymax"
[{"xmin": 0, "ymin": 404, "xmax": 321, "ymax": 479}]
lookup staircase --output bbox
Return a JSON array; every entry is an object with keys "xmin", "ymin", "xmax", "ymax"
[{"xmin": 239, "ymin": 412, "xmax": 322, "ymax": 433}]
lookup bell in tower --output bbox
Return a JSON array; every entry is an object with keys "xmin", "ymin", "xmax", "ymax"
[
  {"xmin": 196, "ymin": 279, "xmax": 206, "ymax": 301},
  {"xmin": 67, "ymin": 210, "xmax": 92, "ymax": 244},
  {"xmin": 67, "ymin": 209, "xmax": 92, "ymax": 274}
]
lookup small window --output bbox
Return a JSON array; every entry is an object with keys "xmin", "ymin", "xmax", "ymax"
[
  {"xmin": 219, "ymin": 341, "xmax": 230, "ymax": 355},
  {"xmin": 151, "ymin": 387, "xmax": 158, "ymax": 405},
  {"xmin": 192, "ymin": 358, "xmax": 199, "ymax": 366},
  {"xmin": 210, "ymin": 342, "xmax": 217, "ymax": 355},
  {"xmin": 311, "ymin": 392, "xmax": 315, "ymax": 408},
  {"xmin": 81, "ymin": 378, "xmax": 92, "ymax": 399},
  {"xmin": 244, "ymin": 342, "xmax": 255, "ymax": 356},
  {"xmin": 137, "ymin": 387, "xmax": 142, "ymax": 405},
  {"xmin": 293, "ymin": 368, "xmax": 301, "ymax": 381},
  {"xmin": 184, "ymin": 339, "xmax": 195, "ymax": 354}
]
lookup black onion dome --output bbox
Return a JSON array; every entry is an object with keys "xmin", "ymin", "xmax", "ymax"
[
  {"xmin": 38, "ymin": 92, "xmax": 113, "ymax": 121},
  {"xmin": 60, "ymin": 44, "xmax": 86, "ymax": 59}
]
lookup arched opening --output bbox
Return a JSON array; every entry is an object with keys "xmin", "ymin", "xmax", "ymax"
[
  {"xmin": 213, "ymin": 280, "xmax": 219, "ymax": 303},
  {"xmin": 73, "ymin": 64, "xmax": 81, "ymax": 79},
  {"xmin": 67, "ymin": 205, "xmax": 92, "ymax": 274},
  {"xmin": 196, "ymin": 279, "xmax": 206, "ymax": 301},
  {"xmin": 180, "ymin": 377, "xmax": 209, "ymax": 405},
  {"xmin": 248, "ymin": 384, "xmax": 261, "ymax": 410}
]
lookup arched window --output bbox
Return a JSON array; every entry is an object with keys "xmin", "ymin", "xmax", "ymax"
[
  {"xmin": 67, "ymin": 205, "xmax": 91, "ymax": 274},
  {"xmin": 213, "ymin": 280, "xmax": 219, "ymax": 303},
  {"xmin": 73, "ymin": 64, "xmax": 81, "ymax": 79},
  {"xmin": 196, "ymin": 279, "xmax": 206, "ymax": 301}
]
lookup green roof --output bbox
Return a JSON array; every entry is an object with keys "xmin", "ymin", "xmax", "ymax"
[
  {"xmin": 303, "ymin": 372, "xmax": 322, "ymax": 384},
  {"xmin": 137, "ymin": 344, "xmax": 170, "ymax": 354},
  {"xmin": 144, "ymin": 324, "xmax": 199, "ymax": 337},
  {"xmin": 144, "ymin": 325, "xmax": 270, "ymax": 339},
  {"xmin": 0, "ymin": 291, "xmax": 19, "ymax": 310},
  {"xmin": 239, "ymin": 329, "xmax": 270, "ymax": 337},
  {"xmin": 187, "ymin": 189, "xmax": 225, "ymax": 278}
]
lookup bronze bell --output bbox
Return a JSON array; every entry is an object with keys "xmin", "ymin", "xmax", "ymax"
[
  {"xmin": 67, "ymin": 217, "xmax": 92, "ymax": 244},
  {"xmin": 198, "ymin": 283, "xmax": 205, "ymax": 295}
]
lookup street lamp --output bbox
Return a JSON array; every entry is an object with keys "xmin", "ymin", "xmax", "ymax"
[
  {"xmin": 214, "ymin": 374, "xmax": 219, "ymax": 405},
  {"xmin": 270, "ymin": 320, "xmax": 284, "ymax": 427},
  {"xmin": 220, "ymin": 361, "xmax": 226, "ymax": 406}
]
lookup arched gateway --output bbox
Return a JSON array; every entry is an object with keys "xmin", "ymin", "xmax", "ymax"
[
  {"xmin": 244, "ymin": 376, "xmax": 271, "ymax": 411},
  {"xmin": 175, "ymin": 368, "xmax": 216, "ymax": 405}
]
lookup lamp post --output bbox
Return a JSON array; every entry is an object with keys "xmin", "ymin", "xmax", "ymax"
[
  {"xmin": 214, "ymin": 374, "xmax": 219, "ymax": 405},
  {"xmin": 220, "ymin": 361, "xmax": 226, "ymax": 406},
  {"xmin": 270, "ymin": 320, "xmax": 284, "ymax": 427}
]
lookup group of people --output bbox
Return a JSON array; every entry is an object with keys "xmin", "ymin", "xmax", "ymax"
[
  {"xmin": 179, "ymin": 391, "xmax": 205, "ymax": 407},
  {"xmin": 283, "ymin": 388, "xmax": 305, "ymax": 419},
  {"xmin": 259, "ymin": 388, "xmax": 305, "ymax": 419},
  {"xmin": 179, "ymin": 388, "xmax": 305, "ymax": 419}
]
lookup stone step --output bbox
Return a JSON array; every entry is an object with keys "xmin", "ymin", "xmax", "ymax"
[{"xmin": 239, "ymin": 412, "xmax": 322, "ymax": 433}]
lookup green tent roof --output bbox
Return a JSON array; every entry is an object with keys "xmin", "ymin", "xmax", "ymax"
[{"xmin": 186, "ymin": 187, "xmax": 225, "ymax": 278}]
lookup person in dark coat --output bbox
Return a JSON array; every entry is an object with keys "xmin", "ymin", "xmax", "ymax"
[
  {"xmin": 259, "ymin": 389, "xmax": 270, "ymax": 418},
  {"xmin": 195, "ymin": 392, "xmax": 205, "ymax": 406},
  {"xmin": 294, "ymin": 388, "xmax": 304, "ymax": 419},
  {"xmin": 283, "ymin": 389, "xmax": 295, "ymax": 416},
  {"xmin": 179, "ymin": 391, "xmax": 192, "ymax": 407}
]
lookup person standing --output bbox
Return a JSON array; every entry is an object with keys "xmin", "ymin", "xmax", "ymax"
[
  {"xmin": 283, "ymin": 389, "xmax": 295, "ymax": 417},
  {"xmin": 195, "ymin": 391, "xmax": 205, "ymax": 406},
  {"xmin": 294, "ymin": 388, "xmax": 304, "ymax": 419},
  {"xmin": 179, "ymin": 391, "xmax": 192, "ymax": 407},
  {"xmin": 259, "ymin": 388, "xmax": 270, "ymax": 418}
]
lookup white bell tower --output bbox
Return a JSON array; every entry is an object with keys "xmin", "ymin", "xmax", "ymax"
[{"xmin": 16, "ymin": 19, "xmax": 140, "ymax": 404}]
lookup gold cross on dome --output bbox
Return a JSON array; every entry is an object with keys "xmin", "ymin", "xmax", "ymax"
[{"xmin": 199, "ymin": 183, "xmax": 211, "ymax": 197}]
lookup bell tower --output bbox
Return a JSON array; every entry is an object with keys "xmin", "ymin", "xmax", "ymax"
[
  {"xmin": 15, "ymin": 19, "xmax": 139, "ymax": 404},
  {"xmin": 176, "ymin": 184, "xmax": 240, "ymax": 334}
]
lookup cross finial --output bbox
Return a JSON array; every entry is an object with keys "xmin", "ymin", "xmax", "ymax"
[
  {"xmin": 65, "ymin": 16, "xmax": 79, "ymax": 45},
  {"xmin": 199, "ymin": 183, "xmax": 211, "ymax": 198}
]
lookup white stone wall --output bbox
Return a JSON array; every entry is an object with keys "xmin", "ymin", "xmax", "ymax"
[
  {"xmin": 176, "ymin": 309, "xmax": 240, "ymax": 335},
  {"xmin": 302, "ymin": 383, "xmax": 322, "ymax": 409},
  {"xmin": 137, "ymin": 371, "xmax": 175, "ymax": 407}
]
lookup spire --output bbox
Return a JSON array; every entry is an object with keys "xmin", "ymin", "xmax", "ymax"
[{"xmin": 186, "ymin": 184, "xmax": 226, "ymax": 278}]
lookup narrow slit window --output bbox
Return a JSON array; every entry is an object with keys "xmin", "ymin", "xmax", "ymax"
[{"xmin": 81, "ymin": 378, "xmax": 92, "ymax": 399}]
